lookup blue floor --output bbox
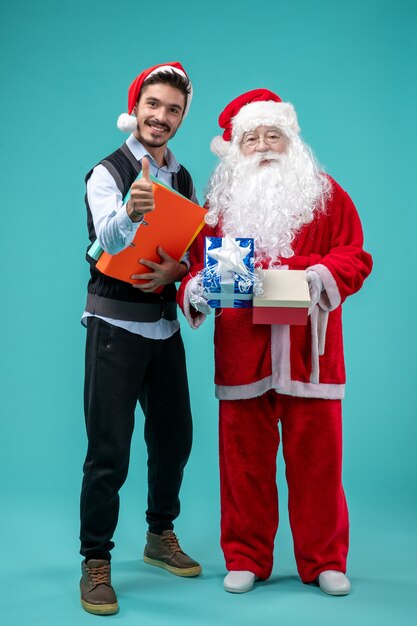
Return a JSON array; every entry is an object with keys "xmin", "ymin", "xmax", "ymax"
[{"xmin": 2, "ymin": 493, "xmax": 416, "ymax": 626}]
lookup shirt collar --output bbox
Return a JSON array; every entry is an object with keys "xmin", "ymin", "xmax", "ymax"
[{"xmin": 126, "ymin": 134, "xmax": 180, "ymax": 173}]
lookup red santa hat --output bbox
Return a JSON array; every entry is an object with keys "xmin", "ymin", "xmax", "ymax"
[
  {"xmin": 210, "ymin": 88, "xmax": 300, "ymax": 157},
  {"xmin": 117, "ymin": 61, "xmax": 193, "ymax": 132}
]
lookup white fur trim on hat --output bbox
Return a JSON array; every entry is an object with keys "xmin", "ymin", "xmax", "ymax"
[
  {"xmin": 147, "ymin": 65, "xmax": 193, "ymax": 117},
  {"xmin": 117, "ymin": 65, "xmax": 194, "ymax": 132},
  {"xmin": 117, "ymin": 113, "xmax": 137, "ymax": 133},
  {"xmin": 232, "ymin": 101, "xmax": 300, "ymax": 140},
  {"xmin": 210, "ymin": 135, "xmax": 231, "ymax": 157}
]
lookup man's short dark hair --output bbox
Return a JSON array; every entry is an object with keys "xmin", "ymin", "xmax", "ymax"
[{"xmin": 142, "ymin": 70, "xmax": 191, "ymax": 107}]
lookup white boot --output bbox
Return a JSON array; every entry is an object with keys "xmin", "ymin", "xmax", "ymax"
[
  {"xmin": 224, "ymin": 570, "xmax": 256, "ymax": 593},
  {"xmin": 318, "ymin": 570, "xmax": 351, "ymax": 596}
]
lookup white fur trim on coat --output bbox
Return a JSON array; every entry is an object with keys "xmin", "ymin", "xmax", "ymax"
[{"xmin": 307, "ymin": 263, "xmax": 341, "ymax": 311}]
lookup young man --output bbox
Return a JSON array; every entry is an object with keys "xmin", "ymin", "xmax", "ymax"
[
  {"xmin": 80, "ymin": 62, "xmax": 201, "ymax": 616},
  {"xmin": 178, "ymin": 89, "xmax": 372, "ymax": 596}
]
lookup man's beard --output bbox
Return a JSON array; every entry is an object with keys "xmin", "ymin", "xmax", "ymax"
[
  {"xmin": 136, "ymin": 118, "xmax": 178, "ymax": 148},
  {"xmin": 205, "ymin": 140, "xmax": 330, "ymax": 262}
]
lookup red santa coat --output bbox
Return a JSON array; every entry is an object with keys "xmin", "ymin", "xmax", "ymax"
[{"xmin": 177, "ymin": 176, "xmax": 373, "ymax": 401}]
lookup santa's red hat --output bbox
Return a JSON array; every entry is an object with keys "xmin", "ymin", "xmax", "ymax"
[
  {"xmin": 117, "ymin": 62, "xmax": 193, "ymax": 132},
  {"xmin": 210, "ymin": 88, "xmax": 300, "ymax": 157}
]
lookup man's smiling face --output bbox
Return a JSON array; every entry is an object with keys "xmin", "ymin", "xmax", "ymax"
[{"xmin": 133, "ymin": 83, "xmax": 186, "ymax": 149}]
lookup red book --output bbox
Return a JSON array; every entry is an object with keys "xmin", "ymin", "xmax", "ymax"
[{"xmin": 96, "ymin": 178, "xmax": 206, "ymax": 285}]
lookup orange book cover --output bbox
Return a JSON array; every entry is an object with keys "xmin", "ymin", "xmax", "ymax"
[{"xmin": 96, "ymin": 180, "xmax": 206, "ymax": 285}]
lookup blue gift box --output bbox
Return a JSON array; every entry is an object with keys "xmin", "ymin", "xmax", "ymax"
[{"xmin": 203, "ymin": 236, "xmax": 255, "ymax": 308}]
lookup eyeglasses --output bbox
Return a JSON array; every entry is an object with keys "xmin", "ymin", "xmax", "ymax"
[{"xmin": 241, "ymin": 130, "xmax": 284, "ymax": 148}]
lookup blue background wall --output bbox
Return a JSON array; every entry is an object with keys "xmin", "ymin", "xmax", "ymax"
[{"xmin": 1, "ymin": 1, "xmax": 416, "ymax": 624}]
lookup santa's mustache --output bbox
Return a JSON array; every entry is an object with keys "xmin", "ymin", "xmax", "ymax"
[{"xmin": 239, "ymin": 151, "xmax": 283, "ymax": 167}]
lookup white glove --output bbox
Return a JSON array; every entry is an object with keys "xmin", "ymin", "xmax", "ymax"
[
  {"xmin": 188, "ymin": 276, "xmax": 212, "ymax": 315},
  {"xmin": 190, "ymin": 294, "xmax": 212, "ymax": 315},
  {"xmin": 306, "ymin": 270, "xmax": 323, "ymax": 314}
]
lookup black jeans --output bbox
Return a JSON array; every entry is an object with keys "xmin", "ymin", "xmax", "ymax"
[{"xmin": 80, "ymin": 317, "xmax": 193, "ymax": 561}]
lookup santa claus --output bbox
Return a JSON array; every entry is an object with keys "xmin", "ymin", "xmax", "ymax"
[{"xmin": 177, "ymin": 89, "xmax": 373, "ymax": 595}]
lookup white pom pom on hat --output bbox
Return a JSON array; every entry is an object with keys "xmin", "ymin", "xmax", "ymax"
[
  {"xmin": 116, "ymin": 113, "xmax": 137, "ymax": 133},
  {"xmin": 117, "ymin": 61, "xmax": 193, "ymax": 132},
  {"xmin": 210, "ymin": 88, "xmax": 300, "ymax": 156},
  {"xmin": 210, "ymin": 135, "xmax": 231, "ymax": 158}
]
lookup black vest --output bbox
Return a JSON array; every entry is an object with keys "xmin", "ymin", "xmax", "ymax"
[{"xmin": 85, "ymin": 143, "xmax": 194, "ymax": 323}]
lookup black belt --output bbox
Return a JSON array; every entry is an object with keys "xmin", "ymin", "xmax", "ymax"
[{"xmin": 85, "ymin": 293, "xmax": 177, "ymax": 323}]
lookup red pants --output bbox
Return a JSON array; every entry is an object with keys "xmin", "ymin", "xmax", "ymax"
[{"xmin": 219, "ymin": 392, "xmax": 349, "ymax": 582}]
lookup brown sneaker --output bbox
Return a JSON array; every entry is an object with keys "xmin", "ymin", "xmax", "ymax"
[
  {"xmin": 144, "ymin": 530, "xmax": 202, "ymax": 577},
  {"xmin": 80, "ymin": 559, "xmax": 119, "ymax": 615}
]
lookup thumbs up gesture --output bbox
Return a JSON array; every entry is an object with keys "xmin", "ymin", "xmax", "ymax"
[{"xmin": 127, "ymin": 157, "xmax": 155, "ymax": 222}]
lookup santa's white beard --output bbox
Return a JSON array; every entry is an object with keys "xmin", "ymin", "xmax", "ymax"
[{"xmin": 206, "ymin": 141, "xmax": 330, "ymax": 263}]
